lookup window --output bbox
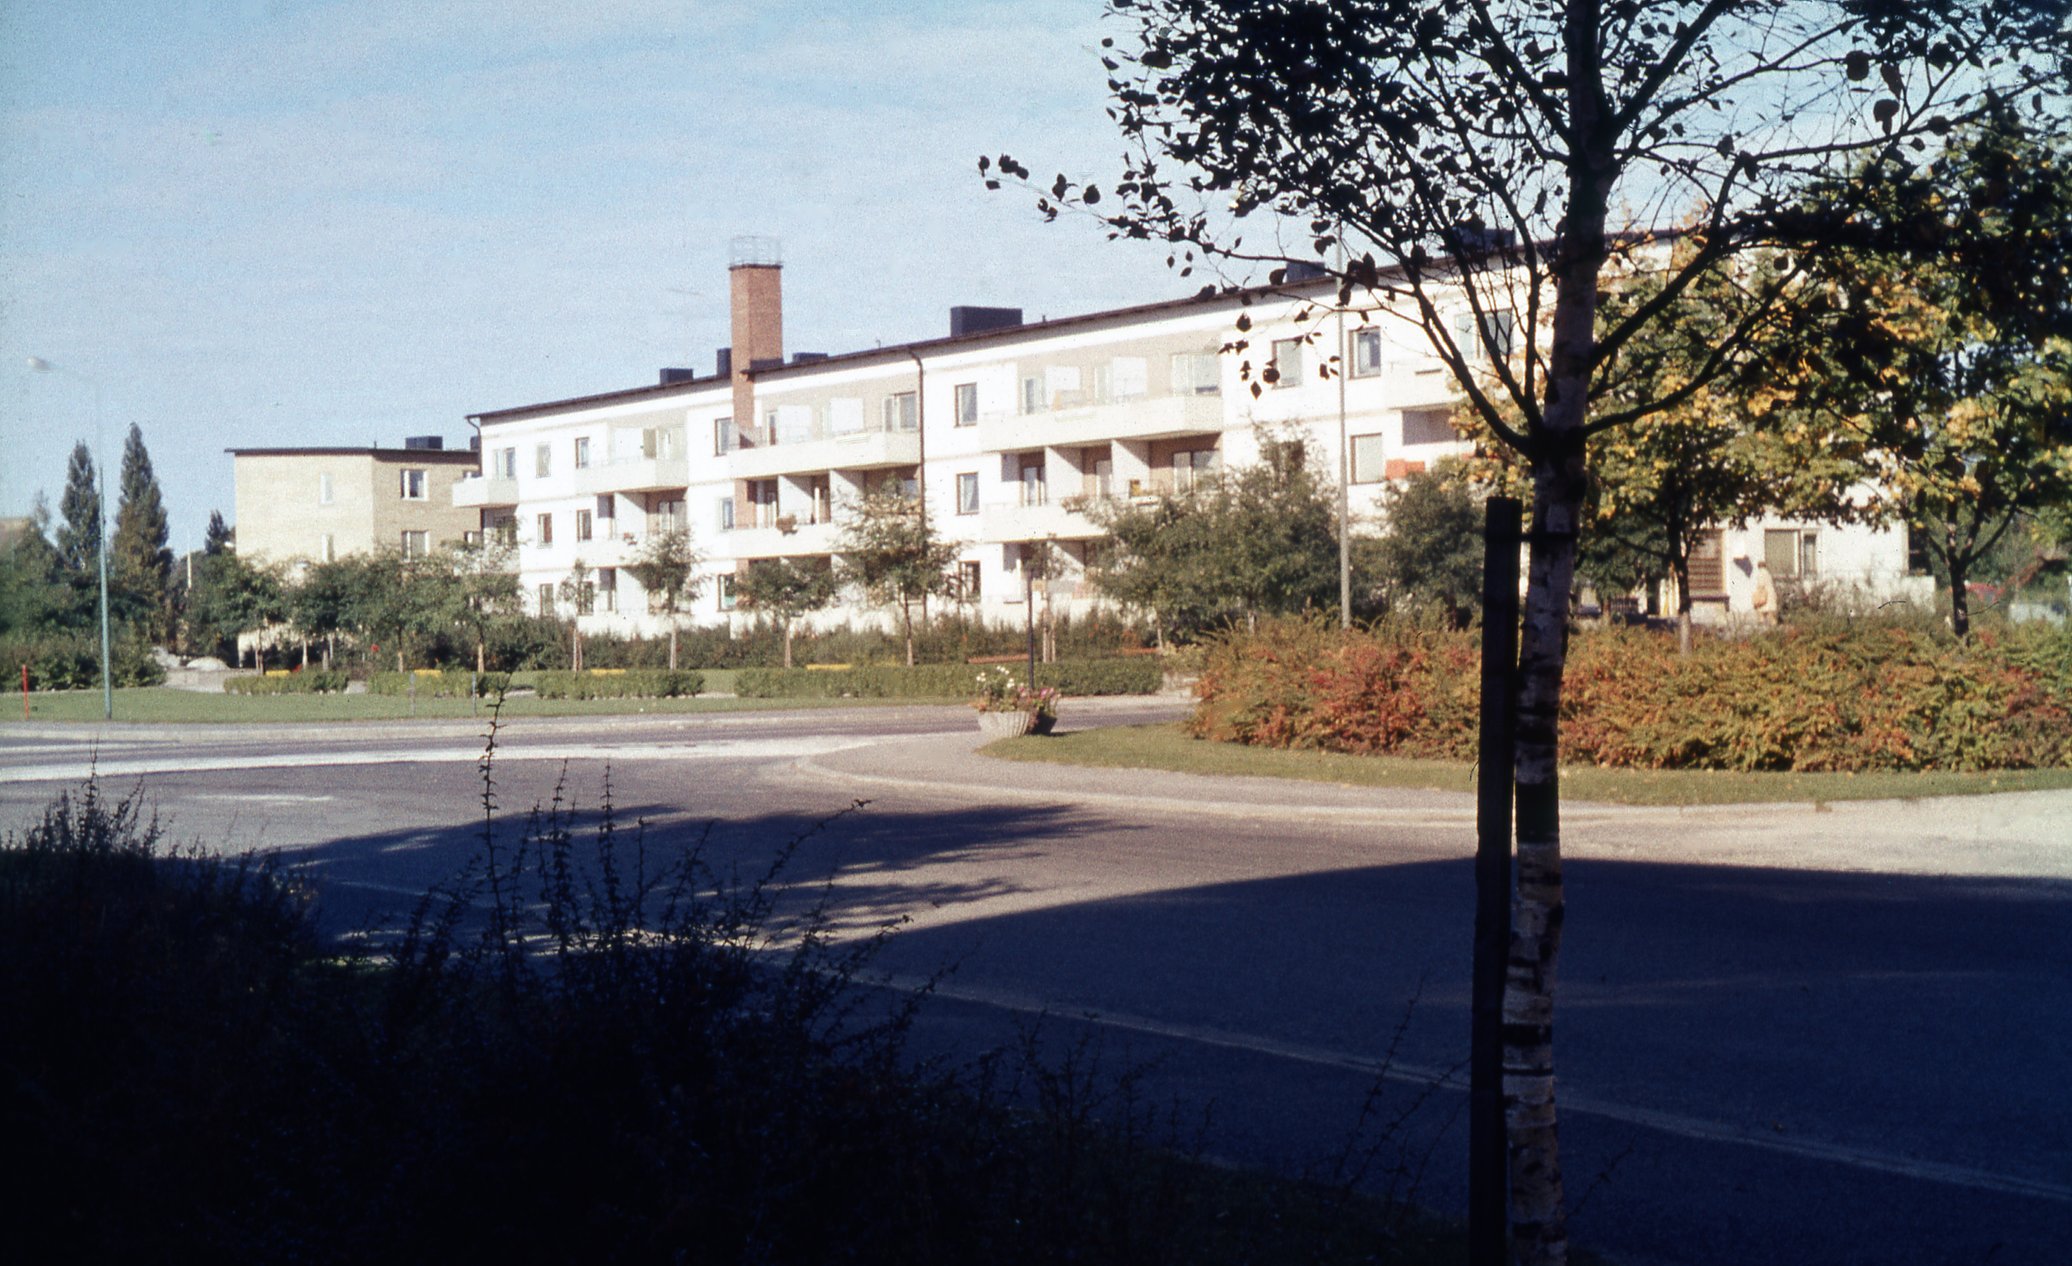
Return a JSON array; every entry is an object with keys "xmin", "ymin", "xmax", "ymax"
[
  {"xmin": 807, "ymin": 476, "xmax": 831, "ymax": 524},
  {"xmin": 1020, "ymin": 376, "xmax": 1044, "ymax": 415},
  {"xmin": 1097, "ymin": 356, "xmax": 1148, "ymax": 402},
  {"xmin": 571, "ymin": 437, "xmax": 589, "ymax": 469},
  {"xmin": 719, "ymin": 497, "xmax": 735, "ymax": 532},
  {"xmin": 956, "ymin": 472, "xmax": 979, "ymax": 515},
  {"xmin": 954, "ymin": 382, "xmax": 979, "ymax": 425},
  {"xmin": 1401, "ymin": 407, "xmax": 1458, "ymax": 446},
  {"xmin": 535, "ymin": 444, "xmax": 552, "ymax": 477},
  {"xmin": 1765, "ymin": 528, "xmax": 1819, "ymax": 578},
  {"xmin": 1453, "ymin": 310, "xmax": 1518, "ymax": 362},
  {"xmin": 1017, "ymin": 456, "xmax": 1046, "ymax": 506},
  {"xmin": 320, "ymin": 533, "xmax": 336, "ymax": 562},
  {"xmin": 958, "ymin": 560, "xmax": 981, "ymax": 600},
  {"xmin": 318, "ymin": 472, "xmax": 334, "ymax": 505},
  {"xmin": 400, "ymin": 468, "xmax": 427, "ymax": 500},
  {"xmin": 715, "ymin": 417, "xmax": 736, "ymax": 455},
  {"xmin": 640, "ymin": 427, "xmax": 677, "ymax": 459},
  {"xmin": 651, "ymin": 497, "xmax": 683, "ymax": 534},
  {"xmin": 575, "ymin": 509, "xmax": 593, "ymax": 542},
  {"xmin": 597, "ymin": 568, "xmax": 617, "ymax": 613},
  {"xmin": 1350, "ymin": 328, "xmax": 1385, "ymax": 377},
  {"xmin": 1271, "ymin": 338, "xmax": 1304, "ymax": 387},
  {"xmin": 536, "ymin": 513, "xmax": 553, "ymax": 546},
  {"xmin": 1906, "ymin": 523, "xmax": 1932, "ymax": 576},
  {"xmin": 495, "ymin": 447, "xmax": 517, "ymax": 479},
  {"xmin": 717, "ymin": 573, "xmax": 736, "ymax": 611},
  {"xmin": 1170, "ymin": 351, "xmax": 1221, "ymax": 395},
  {"xmin": 490, "ymin": 515, "xmax": 517, "ymax": 545},
  {"xmin": 1350, "ymin": 434, "xmax": 1387, "ymax": 483},
  {"xmin": 1173, "ymin": 447, "xmax": 1219, "ymax": 493},
  {"xmin": 596, "ymin": 494, "xmax": 614, "ymax": 521},
  {"xmin": 573, "ymin": 580, "xmax": 595, "ymax": 616},
  {"xmin": 401, "ymin": 529, "xmax": 429, "ymax": 558},
  {"xmin": 883, "ymin": 391, "xmax": 918, "ymax": 432},
  {"xmin": 538, "ymin": 584, "xmax": 556, "ymax": 615}
]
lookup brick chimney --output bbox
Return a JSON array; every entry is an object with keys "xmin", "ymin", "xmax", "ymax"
[{"xmin": 728, "ymin": 236, "xmax": 783, "ymax": 435}]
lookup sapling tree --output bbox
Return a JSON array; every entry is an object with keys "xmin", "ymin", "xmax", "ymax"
[
  {"xmin": 837, "ymin": 490, "xmax": 958, "ymax": 667},
  {"xmin": 990, "ymin": 4, "xmax": 2070, "ymax": 1259},
  {"xmin": 735, "ymin": 555, "xmax": 839, "ymax": 669},
  {"xmin": 622, "ymin": 528, "xmax": 705, "ymax": 669}
]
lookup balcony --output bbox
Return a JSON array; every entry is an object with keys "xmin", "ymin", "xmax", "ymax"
[
  {"xmin": 979, "ymin": 390, "xmax": 1227, "ymax": 451},
  {"xmin": 721, "ymin": 516, "xmax": 840, "ymax": 559},
  {"xmin": 978, "ymin": 485, "xmax": 1104, "ymax": 543},
  {"xmin": 725, "ymin": 420, "xmax": 920, "ymax": 479},
  {"xmin": 453, "ymin": 473, "xmax": 518, "ymax": 509},
  {"xmin": 574, "ymin": 455, "xmax": 690, "ymax": 495}
]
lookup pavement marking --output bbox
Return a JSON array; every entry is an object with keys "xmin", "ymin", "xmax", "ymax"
[
  {"xmin": 881, "ymin": 972, "xmax": 2072, "ymax": 1207},
  {"xmin": 0, "ymin": 737, "xmax": 878, "ymax": 785}
]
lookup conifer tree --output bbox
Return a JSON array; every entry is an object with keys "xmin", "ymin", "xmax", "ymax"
[{"xmin": 113, "ymin": 424, "xmax": 174, "ymax": 641}]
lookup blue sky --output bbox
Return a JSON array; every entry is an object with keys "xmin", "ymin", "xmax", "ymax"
[{"xmin": 1, "ymin": 0, "xmax": 1189, "ymax": 552}]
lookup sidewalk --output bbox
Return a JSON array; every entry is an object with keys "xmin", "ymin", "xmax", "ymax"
[{"xmin": 795, "ymin": 712, "xmax": 2072, "ymax": 881}]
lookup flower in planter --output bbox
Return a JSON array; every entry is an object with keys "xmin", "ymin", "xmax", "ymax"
[{"xmin": 970, "ymin": 666, "xmax": 1059, "ymax": 717}]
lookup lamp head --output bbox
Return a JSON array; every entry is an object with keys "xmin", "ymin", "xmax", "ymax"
[{"xmin": 26, "ymin": 356, "xmax": 53, "ymax": 372}]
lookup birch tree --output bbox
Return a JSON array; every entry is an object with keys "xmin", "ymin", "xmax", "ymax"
[
  {"xmin": 623, "ymin": 528, "xmax": 705, "ymax": 669},
  {"xmin": 735, "ymin": 555, "xmax": 838, "ymax": 669},
  {"xmin": 990, "ymin": 4, "xmax": 2070, "ymax": 1261}
]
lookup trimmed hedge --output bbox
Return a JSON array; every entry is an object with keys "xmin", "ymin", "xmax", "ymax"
[
  {"xmin": 223, "ymin": 671, "xmax": 351, "ymax": 695},
  {"xmin": 366, "ymin": 669, "xmax": 703, "ymax": 699},
  {"xmin": 735, "ymin": 657, "xmax": 1166, "ymax": 700},
  {"xmin": 2, "ymin": 632, "xmax": 165, "ymax": 691},
  {"xmin": 1192, "ymin": 618, "xmax": 2072, "ymax": 772}
]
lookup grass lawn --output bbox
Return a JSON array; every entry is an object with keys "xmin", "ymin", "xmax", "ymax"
[
  {"xmin": 988, "ymin": 722, "xmax": 2072, "ymax": 806},
  {"xmin": 9, "ymin": 684, "xmax": 961, "ymax": 725}
]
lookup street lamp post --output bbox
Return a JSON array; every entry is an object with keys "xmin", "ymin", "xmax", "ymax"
[{"xmin": 26, "ymin": 356, "xmax": 114, "ymax": 721}]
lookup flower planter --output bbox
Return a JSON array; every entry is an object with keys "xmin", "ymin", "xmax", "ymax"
[{"xmin": 977, "ymin": 709, "xmax": 1055, "ymax": 738}]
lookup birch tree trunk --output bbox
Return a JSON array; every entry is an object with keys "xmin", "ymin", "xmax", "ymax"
[{"xmin": 1505, "ymin": 19, "xmax": 1610, "ymax": 1254}]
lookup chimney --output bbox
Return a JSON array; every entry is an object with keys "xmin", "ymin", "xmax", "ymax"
[
  {"xmin": 403, "ymin": 435, "xmax": 444, "ymax": 450},
  {"xmin": 728, "ymin": 236, "xmax": 783, "ymax": 433},
  {"xmin": 716, "ymin": 346, "xmax": 732, "ymax": 377},
  {"xmin": 950, "ymin": 305, "xmax": 1023, "ymax": 337},
  {"xmin": 659, "ymin": 368, "xmax": 698, "ymax": 385}
]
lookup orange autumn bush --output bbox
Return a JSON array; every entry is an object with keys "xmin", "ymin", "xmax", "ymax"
[{"xmin": 1191, "ymin": 617, "xmax": 2072, "ymax": 772}]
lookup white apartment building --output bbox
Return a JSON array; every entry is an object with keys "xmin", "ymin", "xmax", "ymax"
[{"xmin": 456, "ymin": 244, "xmax": 1925, "ymax": 636}]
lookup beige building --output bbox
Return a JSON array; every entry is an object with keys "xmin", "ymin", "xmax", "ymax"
[{"xmin": 230, "ymin": 439, "xmax": 480, "ymax": 570}]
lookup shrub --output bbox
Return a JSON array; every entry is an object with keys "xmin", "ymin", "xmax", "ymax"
[
  {"xmin": 1193, "ymin": 616, "xmax": 2072, "ymax": 772},
  {"xmin": 522, "ymin": 668, "xmax": 703, "ymax": 699},
  {"xmin": 223, "ymin": 670, "xmax": 351, "ymax": 694},
  {"xmin": 366, "ymin": 669, "xmax": 492, "ymax": 697},
  {"xmin": 736, "ymin": 657, "xmax": 1164, "ymax": 700},
  {"xmin": 1, "ymin": 630, "xmax": 165, "ymax": 690}
]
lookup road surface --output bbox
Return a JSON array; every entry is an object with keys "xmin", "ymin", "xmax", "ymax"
[{"xmin": 3, "ymin": 702, "xmax": 2067, "ymax": 1266}]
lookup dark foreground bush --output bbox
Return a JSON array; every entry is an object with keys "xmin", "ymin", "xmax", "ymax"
[
  {"xmin": 223, "ymin": 669, "xmax": 351, "ymax": 694},
  {"xmin": 2, "ymin": 772, "xmax": 1442, "ymax": 1266},
  {"xmin": 737, "ymin": 657, "xmax": 1165, "ymax": 700},
  {"xmin": 1193, "ymin": 617, "xmax": 2072, "ymax": 772}
]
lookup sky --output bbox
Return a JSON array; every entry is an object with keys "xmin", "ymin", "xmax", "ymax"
[{"xmin": 0, "ymin": 0, "xmax": 1192, "ymax": 554}]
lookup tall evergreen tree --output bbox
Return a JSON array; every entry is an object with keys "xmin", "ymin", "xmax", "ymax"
[
  {"xmin": 113, "ymin": 424, "xmax": 174, "ymax": 641},
  {"xmin": 55, "ymin": 442, "xmax": 102, "ymax": 578}
]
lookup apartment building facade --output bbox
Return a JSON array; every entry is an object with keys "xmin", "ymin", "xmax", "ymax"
[
  {"xmin": 458, "ymin": 247, "xmax": 1924, "ymax": 635},
  {"xmin": 231, "ymin": 439, "xmax": 480, "ymax": 571}
]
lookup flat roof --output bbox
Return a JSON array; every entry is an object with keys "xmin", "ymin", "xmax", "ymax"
[
  {"xmin": 226, "ymin": 446, "xmax": 478, "ymax": 460},
  {"xmin": 467, "ymin": 276, "xmax": 1346, "ymax": 427}
]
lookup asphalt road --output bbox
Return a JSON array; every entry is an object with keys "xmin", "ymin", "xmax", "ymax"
[{"xmin": 4, "ymin": 702, "xmax": 2068, "ymax": 1266}]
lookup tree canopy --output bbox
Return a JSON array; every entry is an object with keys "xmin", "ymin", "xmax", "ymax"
[
  {"xmin": 994, "ymin": 4, "xmax": 2071, "ymax": 1259},
  {"xmin": 837, "ymin": 490, "xmax": 958, "ymax": 666}
]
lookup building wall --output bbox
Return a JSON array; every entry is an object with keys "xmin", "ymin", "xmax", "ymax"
[
  {"xmin": 466, "ymin": 278, "xmax": 1919, "ymax": 639},
  {"xmin": 233, "ymin": 449, "xmax": 477, "ymax": 569}
]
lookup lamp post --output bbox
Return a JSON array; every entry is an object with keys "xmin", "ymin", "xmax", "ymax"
[{"xmin": 26, "ymin": 356, "xmax": 114, "ymax": 721}]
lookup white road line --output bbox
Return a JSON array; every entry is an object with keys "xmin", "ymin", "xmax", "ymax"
[
  {"xmin": 880, "ymin": 973, "xmax": 2072, "ymax": 1207},
  {"xmin": 0, "ymin": 737, "xmax": 875, "ymax": 785}
]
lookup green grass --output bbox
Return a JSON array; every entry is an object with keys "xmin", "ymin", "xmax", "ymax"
[
  {"xmin": 10, "ymin": 684, "xmax": 957, "ymax": 724},
  {"xmin": 988, "ymin": 723, "xmax": 2072, "ymax": 806}
]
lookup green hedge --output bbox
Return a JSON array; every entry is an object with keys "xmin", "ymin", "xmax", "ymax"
[
  {"xmin": 2, "ymin": 632, "xmax": 165, "ymax": 691},
  {"xmin": 367, "ymin": 669, "xmax": 703, "ymax": 699},
  {"xmin": 223, "ymin": 671, "xmax": 351, "ymax": 695},
  {"xmin": 1192, "ymin": 618, "xmax": 2072, "ymax": 772},
  {"xmin": 734, "ymin": 657, "xmax": 1165, "ymax": 700}
]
